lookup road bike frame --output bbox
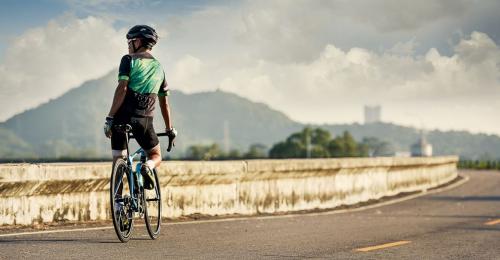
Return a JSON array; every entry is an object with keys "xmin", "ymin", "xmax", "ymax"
[
  {"xmin": 111, "ymin": 124, "xmax": 172, "ymax": 242},
  {"xmin": 114, "ymin": 125, "xmax": 167, "ymax": 212},
  {"xmin": 121, "ymin": 142, "xmax": 147, "ymax": 211}
]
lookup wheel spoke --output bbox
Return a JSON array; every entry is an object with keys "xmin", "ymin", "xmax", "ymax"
[{"xmin": 113, "ymin": 174, "xmax": 124, "ymax": 196}]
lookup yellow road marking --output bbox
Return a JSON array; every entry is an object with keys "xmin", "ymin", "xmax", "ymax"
[
  {"xmin": 485, "ymin": 219, "xmax": 500, "ymax": 226},
  {"xmin": 356, "ymin": 241, "xmax": 411, "ymax": 252}
]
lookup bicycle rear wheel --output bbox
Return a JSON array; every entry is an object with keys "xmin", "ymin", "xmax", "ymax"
[
  {"xmin": 110, "ymin": 158, "xmax": 134, "ymax": 242},
  {"xmin": 144, "ymin": 168, "xmax": 162, "ymax": 239}
]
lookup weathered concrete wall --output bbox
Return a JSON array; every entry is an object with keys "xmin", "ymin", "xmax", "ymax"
[{"xmin": 0, "ymin": 157, "xmax": 458, "ymax": 226}]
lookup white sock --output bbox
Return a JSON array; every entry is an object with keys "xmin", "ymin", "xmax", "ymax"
[{"xmin": 146, "ymin": 160, "xmax": 155, "ymax": 170}]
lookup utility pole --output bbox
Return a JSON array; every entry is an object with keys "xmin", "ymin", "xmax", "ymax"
[{"xmin": 223, "ymin": 120, "xmax": 230, "ymax": 154}]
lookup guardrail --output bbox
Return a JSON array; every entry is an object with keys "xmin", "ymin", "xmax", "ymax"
[{"xmin": 0, "ymin": 156, "xmax": 458, "ymax": 226}]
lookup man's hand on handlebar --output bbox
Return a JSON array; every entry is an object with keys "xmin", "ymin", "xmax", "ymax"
[
  {"xmin": 166, "ymin": 127, "xmax": 177, "ymax": 152},
  {"xmin": 104, "ymin": 116, "xmax": 114, "ymax": 138},
  {"xmin": 166, "ymin": 127, "xmax": 177, "ymax": 138}
]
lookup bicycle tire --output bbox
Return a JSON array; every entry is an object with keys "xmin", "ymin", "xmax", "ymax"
[
  {"xmin": 144, "ymin": 168, "xmax": 162, "ymax": 239},
  {"xmin": 110, "ymin": 158, "xmax": 134, "ymax": 242}
]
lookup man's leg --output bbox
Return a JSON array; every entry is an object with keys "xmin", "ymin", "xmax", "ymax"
[
  {"xmin": 111, "ymin": 150, "xmax": 127, "ymax": 197},
  {"xmin": 112, "ymin": 150, "xmax": 127, "ymax": 164},
  {"xmin": 134, "ymin": 117, "xmax": 161, "ymax": 189},
  {"xmin": 145, "ymin": 144, "xmax": 162, "ymax": 169},
  {"xmin": 140, "ymin": 144, "xmax": 161, "ymax": 189},
  {"xmin": 111, "ymin": 122, "xmax": 128, "ymax": 164},
  {"xmin": 111, "ymin": 122, "xmax": 127, "ymax": 197}
]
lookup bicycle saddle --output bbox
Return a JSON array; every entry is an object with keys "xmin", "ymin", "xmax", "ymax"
[{"xmin": 114, "ymin": 124, "xmax": 133, "ymax": 133}]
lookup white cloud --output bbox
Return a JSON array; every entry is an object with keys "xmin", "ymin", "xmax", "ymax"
[
  {"xmin": 338, "ymin": 0, "xmax": 469, "ymax": 32},
  {"xmin": 231, "ymin": 0, "xmax": 477, "ymax": 63},
  {"xmin": 169, "ymin": 55, "xmax": 203, "ymax": 92},
  {"xmin": 151, "ymin": 1, "xmax": 499, "ymax": 134},
  {"xmin": 1, "ymin": 0, "xmax": 500, "ymax": 136},
  {"xmin": 0, "ymin": 15, "xmax": 125, "ymax": 120},
  {"xmin": 213, "ymin": 31, "xmax": 500, "ymax": 134}
]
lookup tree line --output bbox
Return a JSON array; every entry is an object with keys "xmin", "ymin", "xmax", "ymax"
[
  {"xmin": 184, "ymin": 143, "xmax": 268, "ymax": 160},
  {"xmin": 458, "ymin": 160, "xmax": 500, "ymax": 170},
  {"xmin": 268, "ymin": 127, "xmax": 393, "ymax": 158},
  {"xmin": 185, "ymin": 127, "xmax": 394, "ymax": 160}
]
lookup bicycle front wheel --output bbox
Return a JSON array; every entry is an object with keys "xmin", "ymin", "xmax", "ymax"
[
  {"xmin": 110, "ymin": 158, "xmax": 134, "ymax": 242},
  {"xmin": 144, "ymin": 168, "xmax": 162, "ymax": 239}
]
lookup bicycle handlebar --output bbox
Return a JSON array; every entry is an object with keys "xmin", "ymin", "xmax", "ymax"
[
  {"xmin": 116, "ymin": 124, "xmax": 175, "ymax": 152},
  {"xmin": 156, "ymin": 132, "xmax": 175, "ymax": 152}
]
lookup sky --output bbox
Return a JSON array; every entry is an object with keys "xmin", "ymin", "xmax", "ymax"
[{"xmin": 0, "ymin": 0, "xmax": 499, "ymax": 135}]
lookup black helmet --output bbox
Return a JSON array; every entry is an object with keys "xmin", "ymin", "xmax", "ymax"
[{"xmin": 126, "ymin": 25, "xmax": 158, "ymax": 48}]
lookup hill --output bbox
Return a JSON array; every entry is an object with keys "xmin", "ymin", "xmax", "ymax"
[
  {"xmin": 1, "ymin": 71, "xmax": 302, "ymax": 158},
  {"xmin": 0, "ymin": 127, "xmax": 36, "ymax": 159}
]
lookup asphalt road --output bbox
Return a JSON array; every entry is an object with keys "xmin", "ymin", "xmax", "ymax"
[{"xmin": 1, "ymin": 170, "xmax": 499, "ymax": 259}]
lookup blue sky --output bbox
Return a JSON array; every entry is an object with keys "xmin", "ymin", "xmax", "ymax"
[
  {"xmin": 0, "ymin": 0, "xmax": 64, "ymax": 57},
  {"xmin": 0, "ymin": 0, "xmax": 228, "ymax": 57},
  {"xmin": 0, "ymin": 0, "xmax": 499, "ymax": 135}
]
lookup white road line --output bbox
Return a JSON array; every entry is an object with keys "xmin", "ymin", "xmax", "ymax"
[
  {"xmin": 0, "ymin": 226, "xmax": 114, "ymax": 238},
  {"xmin": 0, "ymin": 175, "xmax": 469, "ymax": 238}
]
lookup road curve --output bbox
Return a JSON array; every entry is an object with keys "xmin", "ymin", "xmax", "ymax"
[{"xmin": 0, "ymin": 170, "xmax": 499, "ymax": 260}]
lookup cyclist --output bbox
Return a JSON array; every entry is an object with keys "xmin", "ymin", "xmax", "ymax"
[{"xmin": 104, "ymin": 25, "xmax": 176, "ymax": 189}]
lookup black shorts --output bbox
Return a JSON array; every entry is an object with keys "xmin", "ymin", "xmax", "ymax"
[{"xmin": 111, "ymin": 116, "xmax": 159, "ymax": 151}]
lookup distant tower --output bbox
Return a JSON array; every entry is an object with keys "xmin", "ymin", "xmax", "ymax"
[
  {"xmin": 411, "ymin": 130, "xmax": 433, "ymax": 157},
  {"xmin": 223, "ymin": 120, "xmax": 230, "ymax": 153},
  {"xmin": 364, "ymin": 105, "xmax": 381, "ymax": 124}
]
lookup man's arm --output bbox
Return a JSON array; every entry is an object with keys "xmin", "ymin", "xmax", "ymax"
[
  {"xmin": 158, "ymin": 95, "xmax": 172, "ymax": 129},
  {"xmin": 107, "ymin": 80, "xmax": 128, "ymax": 117}
]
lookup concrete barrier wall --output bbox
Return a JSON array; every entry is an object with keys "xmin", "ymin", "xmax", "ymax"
[{"xmin": 0, "ymin": 156, "xmax": 458, "ymax": 226}]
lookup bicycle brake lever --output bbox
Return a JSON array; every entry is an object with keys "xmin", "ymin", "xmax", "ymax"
[{"xmin": 167, "ymin": 137, "xmax": 175, "ymax": 152}]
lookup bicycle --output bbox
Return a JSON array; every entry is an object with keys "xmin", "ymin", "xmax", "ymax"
[{"xmin": 110, "ymin": 124, "xmax": 174, "ymax": 243}]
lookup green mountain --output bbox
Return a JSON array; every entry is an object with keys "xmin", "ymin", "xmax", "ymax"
[
  {"xmin": 0, "ymin": 70, "xmax": 301, "ymax": 158},
  {"xmin": 0, "ymin": 127, "xmax": 36, "ymax": 159},
  {"xmin": 1, "ymin": 70, "xmax": 500, "ymax": 160}
]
